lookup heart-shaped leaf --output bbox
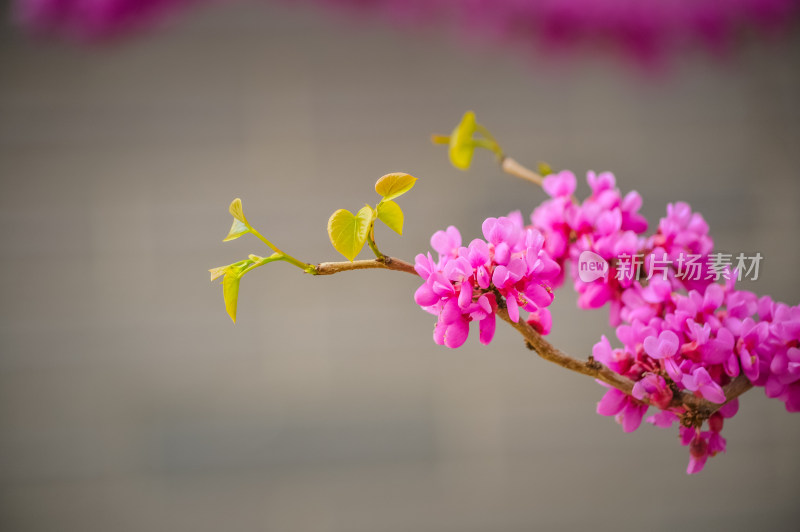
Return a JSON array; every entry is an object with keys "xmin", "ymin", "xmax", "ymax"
[
  {"xmin": 377, "ymin": 199, "xmax": 404, "ymax": 235},
  {"xmin": 223, "ymin": 218, "xmax": 250, "ymax": 242},
  {"xmin": 328, "ymin": 206, "xmax": 374, "ymax": 261},
  {"xmin": 375, "ymin": 173, "xmax": 417, "ymax": 201}
]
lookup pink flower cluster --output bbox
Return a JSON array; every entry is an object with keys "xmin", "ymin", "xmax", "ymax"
[
  {"xmin": 532, "ymin": 169, "xmax": 649, "ymax": 319},
  {"xmin": 536, "ymin": 170, "xmax": 800, "ymax": 472},
  {"xmin": 15, "ymin": 0, "xmax": 799, "ymax": 66},
  {"xmin": 414, "ymin": 214, "xmax": 560, "ymax": 348},
  {"xmin": 317, "ymin": 0, "xmax": 800, "ymax": 65},
  {"xmin": 14, "ymin": 0, "xmax": 204, "ymax": 40},
  {"xmin": 420, "ymin": 168, "xmax": 800, "ymax": 473}
]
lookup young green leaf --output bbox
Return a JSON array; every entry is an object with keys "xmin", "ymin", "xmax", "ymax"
[
  {"xmin": 229, "ymin": 198, "xmax": 248, "ymax": 225},
  {"xmin": 449, "ymin": 111, "xmax": 477, "ymax": 170},
  {"xmin": 327, "ymin": 206, "xmax": 374, "ymax": 261},
  {"xmin": 223, "ymin": 271, "xmax": 241, "ymax": 323},
  {"xmin": 223, "ymin": 218, "xmax": 250, "ymax": 242},
  {"xmin": 375, "ymin": 173, "xmax": 417, "ymax": 201},
  {"xmin": 209, "ymin": 265, "xmax": 228, "ymax": 281},
  {"xmin": 376, "ymin": 199, "xmax": 404, "ymax": 235}
]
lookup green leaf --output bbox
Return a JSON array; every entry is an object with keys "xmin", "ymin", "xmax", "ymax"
[
  {"xmin": 210, "ymin": 259, "xmax": 254, "ymax": 323},
  {"xmin": 229, "ymin": 198, "xmax": 248, "ymax": 225},
  {"xmin": 209, "ymin": 265, "xmax": 228, "ymax": 281},
  {"xmin": 327, "ymin": 206, "xmax": 373, "ymax": 261},
  {"xmin": 223, "ymin": 270, "xmax": 241, "ymax": 323},
  {"xmin": 223, "ymin": 218, "xmax": 250, "ymax": 242},
  {"xmin": 377, "ymin": 200, "xmax": 404, "ymax": 235},
  {"xmin": 449, "ymin": 111, "xmax": 477, "ymax": 170},
  {"xmin": 375, "ymin": 173, "xmax": 417, "ymax": 201}
]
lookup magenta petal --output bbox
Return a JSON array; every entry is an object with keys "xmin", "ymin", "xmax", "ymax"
[
  {"xmin": 665, "ymin": 358, "xmax": 683, "ymax": 382},
  {"xmin": 687, "ymin": 454, "xmax": 708, "ymax": 475},
  {"xmin": 724, "ymin": 353, "xmax": 740, "ymax": 377},
  {"xmin": 492, "ymin": 266, "xmax": 510, "ymax": 288},
  {"xmin": 479, "ymin": 314, "xmax": 496, "ymax": 345},
  {"xmin": 494, "ymin": 243, "xmax": 510, "ymax": 265},
  {"xmin": 740, "ymin": 348, "xmax": 760, "ymax": 381},
  {"xmin": 542, "ymin": 171, "xmax": 576, "ymax": 198},
  {"xmin": 506, "ymin": 296, "xmax": 519, "ymax": 323},
  {"xmin": 443, "ymin": 319, "xmax": 469, "ymax": 349},
  {"xmin": 414, "ymin": 283, "xmax": 440, "ymax": 307},
  {"xmin": 481, "ymin": 217, "xmax": 499, "ymax": 244},
  {"xmin": 646, "ymin": 410, "xmax": 678, "ymax": 428},
  {"xmin": 765, "ymin": 376, "xmax": 786, "ymax": 398},
  {"xmin": 433, "ymin": 320, "xmax": 446, "ymax": 346},
  {"xmin": 477, "ymin": 294, "xmax": 492, "ymax": 314},
  {"xmin": 458, "ymin": 283, "xmax": 473, "ymax": 309},
  {"xmin": 718, "ymin": 398, "xmax": 739, "ymax": 418},
  {"xmin": 578, "ymin": 282, "xmax": 610, "ymax": 309},
  {"xmin": 643, "ymin": 330, "xmax": 680, "ymax": 359},
  {"xmin": 431, "ymin": 272, "xmax": 455, "ymax": 297},
  {"xmin": 477, "ymin": 266, "xmax": 491, "ymax": 289},
  {"xmin": 597, "ymin": 388, "xmax": 627, "ymax": 416},
  {"xmin": 770, "ymin": 350, "xmax": 788, "ymax": 375},
  {"xmin": 431, "ymin": 229, "xmax": 452, "ymax": 256},
  {"xmin": 413, "ymin": 253, "xmax": 434, "ymax": 279},
  {"xmin": 699, "ymin": 380, "xmax": 726, "ymax": 404},
  {"xmin": 620, "ymin": 402, "xmax": 646, "ymax": 433},
  {"xmin": 592, "ymin": 335, "xmax": 613, "ymax": 366},
  {"xmin": 431, "ymin": 226, "xmax": 461, "ymax": 256},
  {"xmin": 439, "ymin": 299, "xmax": 462, "ymax": 325},
  {"xmin": 632, "ymin": 380, "xmax": 647, "ymax": 401},
  {"xmin": 525, "ymin": 283, "xmax": 553, "ymax": 307},
  {"xmin": 527, "ymin": 308, "xmax": 552, "ymax": 335},
  {"xmin": 468, "ymin": 239, "xmax": 490, "ymax": 266}
]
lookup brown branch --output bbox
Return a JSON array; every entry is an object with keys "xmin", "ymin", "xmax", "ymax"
[
  {"xmin": 495, "ymin": 308, "xmax": 751, "ymax": 418},
  {"xmin": 311, "ymin": 256, "xmax": 417, "ymax": 276},
  {"xmin": 719, "ymin": 375, "xmax": 754, "ymax": 407},
  {"xmin": 501, "ymin": 156, "xmax": 543, "ymax": 187},
  {"xmin": 308, "ymin": 256, "xmax": 752, "ymax": 419}
]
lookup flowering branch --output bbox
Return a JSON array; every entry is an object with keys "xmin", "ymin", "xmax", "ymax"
[
  {"xmin": 496, "ymin": 308, "xmax": 753, "ymax": 420},
  {"xmin": 212, "ymin": 111, "xmax": 798, "ymax": 474},
  {"xmin": 304, "ymin": 256, "xmax": 755, "ymax": 424}
]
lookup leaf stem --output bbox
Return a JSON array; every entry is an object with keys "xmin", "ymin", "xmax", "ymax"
[
  {"xmin": 366, "ymin": 224, "xmax": 385, "ymax": 260},
  {"xmin": 500, "ymin": 156, "xmax": 544, "ymax": 187},
  {"xmin": 249, "ymin": 228, "xmax": 312, "ymax": 271}
]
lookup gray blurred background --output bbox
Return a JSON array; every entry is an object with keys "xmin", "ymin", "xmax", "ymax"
[{"xmin": 1, "ymin": 2, "xmax": 800, "ymax": 531}]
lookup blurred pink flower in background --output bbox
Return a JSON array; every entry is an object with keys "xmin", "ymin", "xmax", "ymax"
[
  {"xmin": 13, "ymin": 0, "xmax": 212, "ymax": 40},
  {"xmin": 13, "ymin": 0, "xmax": 800, "ymax": 65}
]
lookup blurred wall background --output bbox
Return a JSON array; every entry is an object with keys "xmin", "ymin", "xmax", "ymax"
[{"xmin": 1, "ymin": 1, "xmax": 799, "ymax": 531}]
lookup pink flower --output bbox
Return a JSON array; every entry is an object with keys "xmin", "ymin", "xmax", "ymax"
[
  {"xmin": 597, "ymin": 387, "xmax": 647, "ymax": 433},
  {"xmin": 643, "ymin": 330, "xmax": 680, "ymax": 359},
  {"xmin": 632, "ymin": 373, "xmax": 673, "ymax": 409},
  {"xmin": 682, "ymin": 367, "xmax": 726, "ymax": 404},
  {"xmin": 14, "ymin": 0, "xmax": 205, "ymax": 40}
]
